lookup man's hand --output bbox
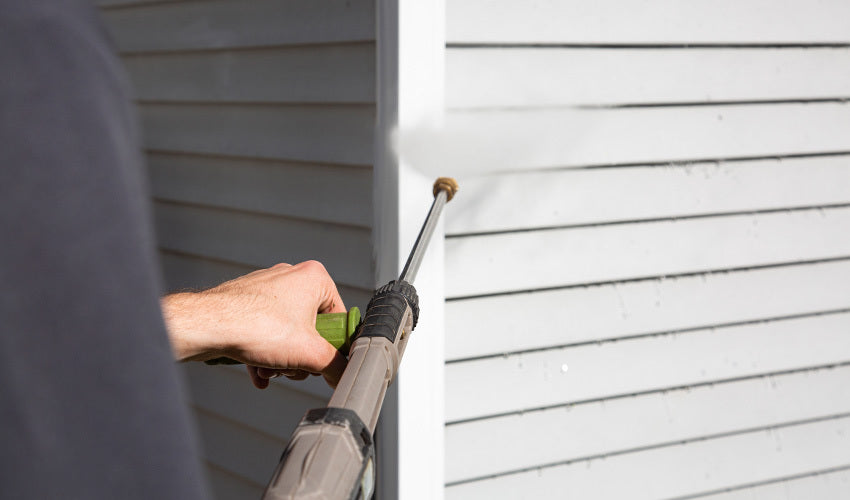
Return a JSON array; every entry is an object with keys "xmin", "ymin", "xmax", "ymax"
[{"xmin": 161, "ymin": 260, "xmax": 348, "ymax": 388}]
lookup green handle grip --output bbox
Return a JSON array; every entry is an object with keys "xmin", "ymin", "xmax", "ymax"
[
  {"xmin": 204, "ymin": 307, "xmax": 361, "ymax": 365},
  {"xmin": 314, "ymin": 307, "xmax": 361, "ymax": 353}
]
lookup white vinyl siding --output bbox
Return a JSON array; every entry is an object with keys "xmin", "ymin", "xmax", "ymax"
[
  {"xmin": 445, "ymin": 0, "xmax": 850, "ymax": 44},
  {"xmin": 98, "ymin": 1, "xmax": 376, "ymax": 498},
  {"xmin": 443, "ymin": 1, "xmax": 850, "ymax": 498},
  {"xmin": 447, "ymin": 48, "xmax": 850, "ymax": 108}
]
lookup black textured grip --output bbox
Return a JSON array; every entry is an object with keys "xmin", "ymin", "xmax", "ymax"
[{"xmin": 355, "ymin": 280, "xmax": 419, "ymax": 343}]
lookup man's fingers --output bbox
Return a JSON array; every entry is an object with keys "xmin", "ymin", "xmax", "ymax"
[
  {"xmin": 248, "ymin": 331, "xmax": 346, "ymax": 389},
  {"xmin": 256, "ymin": 367, "xmax": 283, "ymax": 379},
  {"xmin": 247, "ymin": 366, "xmax": 270, "ymax": 389},
  {"xmin": 321, "ymin": 285, "xmax": 347, "ymax": 315},
  {"xmin": 283, "ymin": 370, "xmax": 310, "ymax": 381},
  {"xmin": 258, "ymin": 367, "xmax": 311, "ymax": 380},
  {"xmin": 295, "ymin": 332, "xmax": 347, "ymax": 388},
  {"xmin": 320, "ymin": 346, "xmax": 347, "ymax": 388}
]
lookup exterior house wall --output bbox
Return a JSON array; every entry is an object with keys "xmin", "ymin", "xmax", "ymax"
[
  {"xmin": 97, "ymin": 1, "xmax": 377, "ymax": 498},
  {"xmin": 442, "ymin": 0, "xmax": 850, "ymax": 498},
  {"xmin": 95, "ymin": 0, "xmax": 850, "ymax": 498}
]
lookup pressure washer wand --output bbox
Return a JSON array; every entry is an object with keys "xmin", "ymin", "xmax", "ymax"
[
  {"xmin": 262, "ymin": 177, "xmax": 458, "ymax": 500},
  {"xmin": 398, "ymin": 177, "xmax": 456, "ymax": 284}
]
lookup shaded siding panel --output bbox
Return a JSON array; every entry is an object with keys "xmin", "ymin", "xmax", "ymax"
[
  {"xmin": 160, "ymin": 251, "xmax": 372, "ymax": 310},
  {"xmin": 95, "ymin": 0, "xmax": 177, "ymax": 8},
  {"xmin": 446, "ymin": 0, "xmax": 850, "ymax": 44},
  {"xmin": 160, "ymin": 250, "xmax": 257, "ymax": 292},
  {"xmin": 153, "ymin": 201, "xmax": 372, "ymax": 289},
  {"xmin": 181, "ymin": 363, "xmax": 330, "ymax": 432},
  {"xmin": 100, "ymin": 0, "xmax": 375, "ymax": 53},
  {"xmin": 125, "ymin": 43, "xmax": 375, "ymax": 104},
  {"xmin": 181, "ymin": 364, "xmax": 330, "ymax": 495},
  {"xmin": 141, "ymin": 104, "xmax": 374, "ymax": 166},
  {"xmin": 205, "ymin": 465, "xmax": 264, "ymax": 500},
  {"xmin": 446, "ymin": 416, "xmax": 850, "ymax": 499},
  {"xmin": 194, "ymin": 409, "xmax": 287, "ymax": 487},
  {"xmin": 149, "ymin": 153, "xmax": 372, "ymax": 227},
  {"xmin": 98, "ymin": 2, "xmax": 376, "ymax": 498}
]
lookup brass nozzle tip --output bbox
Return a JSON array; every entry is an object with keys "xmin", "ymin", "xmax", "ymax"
[{"xmin": 433, "ymin": 177, "xmax": 459, "ymax": 202}]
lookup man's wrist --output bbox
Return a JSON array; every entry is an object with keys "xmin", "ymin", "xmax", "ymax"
[{"xmin": 161, "ymin": 291, "xmax": 229, "ymax": 362}]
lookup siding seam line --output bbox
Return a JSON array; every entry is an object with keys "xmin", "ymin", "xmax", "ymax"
[
  {"xmin": 449, "ymin": 97, "xmax": 850, "ymax": 112},
  {"xmin": 153, "ymin": 197, "xmax": 372, "ymax": 231},
  {"xmin": 580, "ymin": 97, "xmax": 850, "ymax": 109},
  {"xmin": 203, "ymin": 458, "xmax": 267, "ymax": 489},
  {"xmin": 446, "ymin": 43, "xmax": 850, "ymax": 49},
  {"xmin": 190, "ymin": 404, "xmax": 288, "ymax": 445},
  {"xmin": 138, "ymin": 100, "xmax": 375, "ymax": 109},
  {"xmin": 145, "ymin": 148, "xmax": 373, "ymax": 169},
  {"xmin": 463, "ymin": 150, "xmax": 850, "ymax": 174},
  {"xmin": 662, "ymin": 463, "xmax": 850, "ymax": 500},
  {"xmin": 158, "ymin": 248, "xmax": 375, "ymax": 293},
  {"xmin": 159, "ymin": 248, "xmax": 256, "ymax": 272},
  {"xmin": 97, "ymin": 0, "xmax": 187, "ymax": 11},
  {"xmin": 117, "ymin": 39, "xmax": 377, "ymax": 58}
]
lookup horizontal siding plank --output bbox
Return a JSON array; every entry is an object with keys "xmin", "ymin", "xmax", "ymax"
[
  {"xmin": 446, "ymin": 260, "xmax": 850, "ymax": 360},
  {"xmin": 160, "ymin": 250, "xmax": 256, "ymax": 292},
  {"xmin": 96, "ymin": 0, "xmax": 175, "ymax": 7},
  {"xmin": 124, "ymin": 43, "xmax": 375, "ymax": 104},
  {"xmin": 446, "ymin": 0, "xmax": 850, "ymax": 44},
  {"xmin": 160, "ymin": 251, "xmax": 373, "ymax": 308},
  {"xmin": 446, "ymin": 156, "xmax": 850, "ymax": 235},
  {"xmin": 445, "ymin": 416, "xmax": 850, "ymax": 499},
  {"xmin": 445, "ymin": 312, "xmax": 850, "ymax": 422},
  {"xmin": 696, "ymin": 466, "xmax": 850, "ymax": 500},
  {"xmin": 446, "ymin": 365, "xmax": 850, "ymax": 483},
  {"xmin": 148, "ymin": 153, "xmax": 372, "ymax": 227},
  {"xmin": 141, "ymin": 104, "xmax": 374, "ymax": 166},
  {"xmin": 446, "ymin": 48, "xmax": 850, "ymax": 108},
  {"xmin": 431, "ymin": 104, "xmax": 850, "ymax": 174},
  {"xmin": 182, "ymin": 363, "xmax": 329, "ymax": 438},
  {"xmin": 195, "ymin": 409, "xmax": 284, "ymax": 488},
  {"xmin": 206, "ymin": 466, "xmax": 265, "ymax": 500},
  {"xmin": 100, "ymin": 0, "xmax": 375, "ymax": 53},
  {"xmin": 154, "ymin": 201, "xmax": 373, "ymax": 289},
  {"xmin": 446, "ymin": 207, "xmax": 850, "ymax": 297}
]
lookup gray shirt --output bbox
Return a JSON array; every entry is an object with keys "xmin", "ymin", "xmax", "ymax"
[{"xmin": 0, "ymin": 1, "xmax": 208, "ymax": 497}]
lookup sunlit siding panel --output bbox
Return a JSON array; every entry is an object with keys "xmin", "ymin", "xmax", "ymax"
[{"xmin": 443, "ymin": 1, "xmax": 850, "ymax": 497}]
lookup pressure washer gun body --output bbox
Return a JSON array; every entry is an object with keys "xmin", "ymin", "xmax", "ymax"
[{"xmin": 262, "ymin": 178, "xmax": 458, "ymax": 500}]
